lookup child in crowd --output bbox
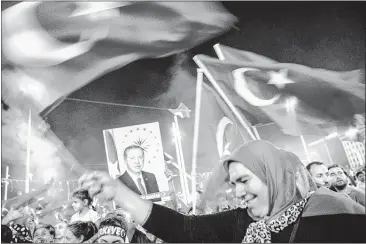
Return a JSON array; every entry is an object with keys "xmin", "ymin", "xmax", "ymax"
[
  {"xmin": 70, "ymin": 190, "xmax": 99, "ymax": 223},
  {"xmin": 54, "ymin": 220, "xmax": 68, "ymax": 243}
]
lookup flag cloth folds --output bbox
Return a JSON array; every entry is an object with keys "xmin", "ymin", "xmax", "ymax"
[
  {"xmin": 199, "ymin": 82, "xmax": 249, "ymax": 161},
  {"xmin": 195, "ymin": 81, "xmax": 251, "ymax": 205},
  {"xmin": 194, "ymin": 47, "xmax": 365, "ymax": 136},
  {"xmin": 2, "ymin": 2, "xmax": 236, "ymax": 112},
  {"xmin": 103, "ymin": 130, "xmax": 121, "ymax": 180}
]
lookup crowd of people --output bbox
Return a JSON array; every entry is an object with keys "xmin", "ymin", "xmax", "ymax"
[
  {"xmin": 306, "ymin": 161, "xmax": 365, "ymax": 206},
  {"xmin": 1, "ymin": 188, "xmax": 164, "ymax": 243},
  {"xmin": 1, "ymin": 140, "xmax": 365, "ymax": 243}
]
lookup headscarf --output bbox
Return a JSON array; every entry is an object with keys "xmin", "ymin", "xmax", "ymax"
[
  {"xmin": 222, "ymin": 140, "xmax": 364, "ymax": 243},
  {"xmin": 9, "ymin": 223, "xmax": 33, "ymax": 243},
  {"xmin": 223, "ymin": 140, "xmax": 317, "ymax": 222}
]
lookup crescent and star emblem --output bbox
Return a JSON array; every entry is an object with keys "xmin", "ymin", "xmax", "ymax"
[{"xmin": 232, "ymin": 68, "xmax": 294, "ymax": 107}]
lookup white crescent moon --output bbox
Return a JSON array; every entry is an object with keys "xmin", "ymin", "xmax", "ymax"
[
  {"xmin": 232, "ymin": 67, "xmax": 280, "ymax": 107},
  {"xmin": 216, "ymin": 116, "xmax": 233, "ymax": 158}
]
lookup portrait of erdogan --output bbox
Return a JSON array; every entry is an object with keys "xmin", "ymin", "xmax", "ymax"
[{"xmin": 118, "ymin": 145, "xmax": 161, "ymax": 201}]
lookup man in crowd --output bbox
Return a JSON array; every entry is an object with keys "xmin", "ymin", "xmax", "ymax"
[
  {"xmin": 328, "ymin": 164, "xmax": 365, "ymax": 207},
  {"xmin": 306, "ymin": 161, "xmax": 330, "ymax": 188},
  {"xmin": 355, "ymin": 170, "xmax": 365, "ymax": 192},
  {"xmin": 118, "ymin": 145, "xmax": 160, "ymax": 201}
]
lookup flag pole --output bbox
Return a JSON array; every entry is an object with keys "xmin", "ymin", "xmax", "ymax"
[
  {"xmin": 172, "ymin": 121, "xmax": 189, "ymax": 205},
  {"xmin": 323, "ymin": 139, "xmax": 334, "ymax": 165},
  {"xmin": 4, "ymin": 166, "xmax": 10, "ymax": 200},
  {"xmin": 191, "ymin": 69, "xmax": 204, "ymax": 214},
  {"xmin": 25, "ymin": 109, "xmax": 32, "ymax": 193},
  {"xmin": 173, "ymin": 117, "xmax": 190, "ymax": 204},
  {"xmin": 66, "ymin": 181, "xmax": 70, "ymax": 201},
  {"xmin": 193, "ymin": 57, "xmax": 257, "ymax": 140},
  {"xmin": 252, "ymin": 125, "xmax": 261, "ymax": 140},
  {"xmin": 287, "ymin": 98, "xmax": 311, "ymax": 164},
  {"xmin": 300, "ymin": 135, "xmax": 311, "ymax": 164}
]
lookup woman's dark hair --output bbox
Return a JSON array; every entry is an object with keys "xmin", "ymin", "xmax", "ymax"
[
  {"xmin": 34, "ymin": 224, "xmax": 56, "ymax": 238},
  {"xmin": 1, "ymin": 225, "xmax": 13, "ymax": 243},
  {"xmin": 99, "ymin": 214, "xmax": 128, "ymax": 230},
  {"xmin": 67, "ymin": 221, "xmax": 97, "ymax": 242}
]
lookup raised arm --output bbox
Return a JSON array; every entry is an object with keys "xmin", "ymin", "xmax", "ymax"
[
  {"xmin": 79, "ymin": 171, "xmax": 249, "ymax": 243},
  {"xmin": 142, "ymin": 203, "xmax": 249, "ymax": 242},
  {"xmin": 2, "ymin": 178, "xmax": 54, "ymax": 211}
]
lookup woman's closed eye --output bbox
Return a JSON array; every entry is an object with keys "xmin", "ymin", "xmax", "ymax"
[
  {"xmin": 239, "ymin": 178, "xmax": 249, "ymax": 184},
  {"xmin": 230, "ymin": 178, "xmax": 249, "ymax": 186}
]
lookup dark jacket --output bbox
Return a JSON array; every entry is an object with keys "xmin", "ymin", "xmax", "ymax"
[
  {"xmin": 142, "ymin": 203, "xmax": 365, "ymax": 243},
  {"xmin": 118, "ymin": 171, "xmax": 161, "ymax": 202}
]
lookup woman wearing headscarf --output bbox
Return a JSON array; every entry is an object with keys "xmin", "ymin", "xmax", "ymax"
[{"xmin": 79, "ymin": 140, "xmax": 365, "ymax": 243}]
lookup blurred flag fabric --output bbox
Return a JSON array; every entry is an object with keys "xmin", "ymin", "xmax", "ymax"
[
  {"xmin": 198, "ymin": 82, "xmax": 249, "ymax": 160},
  {"xmin": 2, "ymin": 2, "xmax": 236, "ymax": 112},
  {"xmin": 194, "ymin": 45, "xmax": 365, "ymax": 136},
  {"xmin": 196, "ymin": 82, "xmax": 251, "ymax": 205},
  {"xmin": 103, "ymin": 130, "xmax": 121, "ymax": 179}
]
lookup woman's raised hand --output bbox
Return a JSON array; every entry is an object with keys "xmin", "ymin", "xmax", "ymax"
[
  {"xmin": 79, "ymin": 170, "xmax": 154, "ymax": 225},
  {"xmin": 78, "ymin": 171, "xmax": 118, "ymax": 202}
]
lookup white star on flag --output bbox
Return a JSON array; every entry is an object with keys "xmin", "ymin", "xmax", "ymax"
[
  {"xmin": 267, "ymin": 69, "xmax": 294, "ymax": 89},
  {"xmin": 169, "ymin": 103, "xmax": 192, "ymax": 118}
]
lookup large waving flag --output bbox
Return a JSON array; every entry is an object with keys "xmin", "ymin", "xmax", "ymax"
[
  {"xmin": 195, "ymin": 82, "xmax": 251, "ymax": 206},
  {"xmin": 2, "ymin": 2, "xmax": 236, "ymax": 112},
  {"xmin": 194, "ymin": 46, "xmax": 365, "ymax": 136},
  {"xmin": 199, "ymin": 82, "xmax": 249, "ymax": 160}
]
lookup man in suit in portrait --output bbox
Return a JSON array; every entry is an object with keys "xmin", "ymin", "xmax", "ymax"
[{"xmin": 118, "ymin": 145, "xmax": 161, "ymax": 202}]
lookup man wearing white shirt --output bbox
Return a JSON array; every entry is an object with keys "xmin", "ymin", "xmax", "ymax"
[{"xmin": 118, "ymin": 145, "xmax": 161, "ymax": 202}]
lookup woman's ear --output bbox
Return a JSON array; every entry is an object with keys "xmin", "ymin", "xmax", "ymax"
[{"xmin": 83, "ymin": 199, "xmax": 89, "ymax": 206}]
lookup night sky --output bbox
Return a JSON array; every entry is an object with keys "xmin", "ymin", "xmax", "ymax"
[{"xmin": 28, "ymin": 2, "xmax": 366, "ymax": 178}]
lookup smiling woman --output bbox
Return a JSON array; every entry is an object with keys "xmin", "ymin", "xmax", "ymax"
[{"xmin": 227, "ymin": 162, "xmax": 269, "ymax": 220}]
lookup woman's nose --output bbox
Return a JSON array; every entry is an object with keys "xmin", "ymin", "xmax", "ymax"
[{"xmin": 235, "ymin": 185, "xmax": 246, "ymax": 198}]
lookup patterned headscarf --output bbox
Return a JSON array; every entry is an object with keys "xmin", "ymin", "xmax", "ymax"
[
  {"xmin": 223, "ymin": 140, "xmax": 317, "ymax": 242},
  {"xmin": 9, "ymin": 223, "xmax": 33, "ymax": 243}
]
